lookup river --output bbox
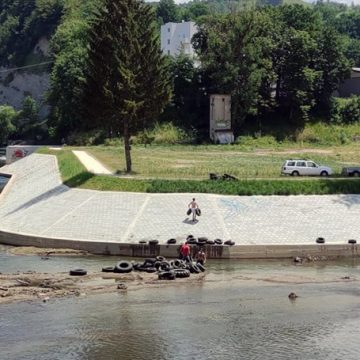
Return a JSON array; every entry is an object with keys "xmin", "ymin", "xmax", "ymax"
[{"xmin": 0, "ymin": 245, "xmax": 360, "ymax": 360}]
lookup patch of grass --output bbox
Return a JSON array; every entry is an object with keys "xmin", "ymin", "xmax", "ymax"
[{"xmin": 38, "ymin": 147, "xmax": 360, "ymax": 195}]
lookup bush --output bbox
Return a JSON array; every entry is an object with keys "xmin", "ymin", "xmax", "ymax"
[
  {"xmin": 331, "ymin": 96, "xmax": 360, "ymax": 124},
  {"xmin": 235, "ymin": 135, "xmax": 278, "ymax": 147},
  {"xmin": 132, "ymin": 122, "xmax": 193, "ymax": 145},
  {"xmin": 66, "ymin": 130, "xmax": 106, "ymax": 146}
]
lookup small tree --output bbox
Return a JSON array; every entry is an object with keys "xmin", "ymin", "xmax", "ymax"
[
  {"xmin": 0, "ymin": 105, "xmax": 16, "ymax": 145},
  {"xmin": 14, "ymin": 96, "xmax": 40, "ymax": 139}
]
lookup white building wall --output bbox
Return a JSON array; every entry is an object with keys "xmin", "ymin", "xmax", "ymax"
[{"xmin": 160, "ymin": 21, "xmax": 197, "ymax": 57}]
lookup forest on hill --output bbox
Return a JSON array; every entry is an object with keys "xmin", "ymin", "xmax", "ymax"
[{"xmin": 2, "ymin": 0, "xmax": 360, "ymax": 147}]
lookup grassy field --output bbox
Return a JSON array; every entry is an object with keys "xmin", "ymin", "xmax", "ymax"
[
  {"xmin": 38, "ymin": 144, "xmax": 360, "ymax": 195},
  {"xmin": 84, "ymin": 143, "xmax": 360, "ymax": 180}
]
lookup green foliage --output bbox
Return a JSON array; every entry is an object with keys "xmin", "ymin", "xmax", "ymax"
[
  {"xmin": 83, "ymin": 0, "xmax": 172, "ymax": 172},
  {"xmin": 331, "ymin": 96, "xmax": 360, "ymax": 124},
  {"xmin": 66, "ymin": 129, "xmax": 106, "ymax": 146},
  {"xmin": 0, "ymin": 105, "xmax": 17, "ymax": 145},
  {"xmin": 13, "ymin": 96, "xmax": 43, "ymax": 140},
  {"xmin": 0, "ymin": 0, "xmax": 64, "ymax": 66},
  {"xmin": 156, "ymin": 0, "xmax": 179, "ymax": 24},
  {"xmin": 132, "ymin": 122, "xmax": 193, "ymax": 145},
  {"xmin": 48, "ymin": 0, "xmax": 100, "ymax": 139}
]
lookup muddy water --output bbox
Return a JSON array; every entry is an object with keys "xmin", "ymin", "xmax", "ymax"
[{"xmin": 0, "ymin": 246, "xmax": 360, "ymax": 360}]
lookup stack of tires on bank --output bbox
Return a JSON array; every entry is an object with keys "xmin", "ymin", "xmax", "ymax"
[{"xmin": 102, "ymin": 256, "xmax": 205, "ymax": 281}]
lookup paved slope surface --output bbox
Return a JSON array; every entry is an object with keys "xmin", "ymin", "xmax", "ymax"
[{"xmin": 0, "ymin": 154, "xmax": 359, "ymax": 244}]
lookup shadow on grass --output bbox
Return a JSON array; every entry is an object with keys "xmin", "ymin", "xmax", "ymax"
[{"xmin": 64, "ymin": 171, "xmax": 95, "ymax": 187}]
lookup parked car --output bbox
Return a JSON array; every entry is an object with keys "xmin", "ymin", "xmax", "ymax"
[
  {"xmin": 281, "ymin": 160, "xmax": 333, "ymax": 177},
  {"xmin": 341, "ymin": 167, "xmax": 360, "ymax": 177}
]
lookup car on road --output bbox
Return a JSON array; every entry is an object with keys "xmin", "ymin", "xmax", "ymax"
[
  {"xmin": 281, "ymin": 159, "xmax": 333, "ymax": 177},
  {"xmin": 341, "ymin": 167, "xmax": 360, "ymax": 177}
]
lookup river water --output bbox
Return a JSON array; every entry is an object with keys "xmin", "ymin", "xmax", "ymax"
[{"xmin": 0, "ymin": 245, "xmax": 360, "ymax": 360}]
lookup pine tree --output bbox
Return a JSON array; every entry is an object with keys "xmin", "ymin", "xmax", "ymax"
[{"xmin": 83, "ymin": 0, "xmax": 171, "ymax": 172}]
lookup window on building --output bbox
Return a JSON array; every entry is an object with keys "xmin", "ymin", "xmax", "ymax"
[
  {"xmin": 167, "ymin": 39, "xmax": 170, "ymax": 45},
  {"xmin": 167, "ymin": 50, "xmax": 170, "ymax": 55},
  {"xmin": 168, "ymin": 28, "xmax": 170, "ymax": 32}
]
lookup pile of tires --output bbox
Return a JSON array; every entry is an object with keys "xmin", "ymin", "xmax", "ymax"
[
  {"xmin": 101, "ymin": 255, "xmax": 205, "ymax": 281},
  {"xmin": 183, "ymin": 235, "xmax": 235, "ymax": 246}
]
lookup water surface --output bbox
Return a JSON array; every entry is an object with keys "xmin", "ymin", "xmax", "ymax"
[{"xmin": 0, "ymin": 247, "xmax": 360, "ymax": 360}]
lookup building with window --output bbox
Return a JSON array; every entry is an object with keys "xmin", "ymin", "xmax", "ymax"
[{"xmin": 160, "ymin": 21, "xmax": 197, "ymax": 57}]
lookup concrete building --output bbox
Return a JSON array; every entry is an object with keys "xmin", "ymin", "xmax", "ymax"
[
  {"xmin": 337, "ymin": 68, "xmax": 360, "ymax": 97},
  {"xmin": 209, "ymin": 94, "xmax": 234, "ymax": 144},
  {"xmin": 160, "ymin": 21, "xmax": 197, "ymax": 57}
]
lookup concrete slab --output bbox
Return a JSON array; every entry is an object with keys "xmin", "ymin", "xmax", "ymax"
[
  {"xmin": 72, "ymin": 150, "xmax": 112, "ymax": 175},
  {"xmin": 0, "ymin": 154, "xmax": 360, "ymax": 257}
]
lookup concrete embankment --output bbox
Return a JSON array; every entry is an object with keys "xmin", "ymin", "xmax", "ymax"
[{"xmin": 0, "ymin": 154, "xmax": 360, "ymax": 259}]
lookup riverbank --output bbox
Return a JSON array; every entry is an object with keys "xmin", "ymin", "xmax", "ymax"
[{"xmin": 1, "ymin": 245, "xmax": 358, "ymax": 305}]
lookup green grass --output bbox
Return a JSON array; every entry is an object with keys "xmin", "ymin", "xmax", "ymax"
[
  {"xmin": 85, "ymin": 142, "xmax": 360, "ymax": 180},
  {"xmin": 38, "ymin": 147, "xmax": 360, "ymax": 195}
]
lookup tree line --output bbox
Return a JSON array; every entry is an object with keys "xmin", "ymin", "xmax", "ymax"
[{"xmin": 3, "ymin": 1, "xmax": 360, "ymax": 168}]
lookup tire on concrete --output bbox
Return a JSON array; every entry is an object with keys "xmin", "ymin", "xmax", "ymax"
[{"xmin": 224, "ymin": 240, "xmax": 235, "ymax": 246}]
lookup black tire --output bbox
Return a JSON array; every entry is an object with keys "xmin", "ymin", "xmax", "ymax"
[
  {"xmin": 156, "ymin": 256, "xmax": 166, "ymax": 262},
  {"xmin": 69, "ymin": 269, "xmax": 87, "ymax": 276},
  {"xmin": 186, "ymin": 235, "xmax": 194, "ymax": 241},
  {"xmin": 320, "ymin": 171, "xmax": 328, "ymax": 177},
  {"xmin": 187, "ymin": 238, "xmax": 197, "ymax": 245},
  {"xmin": 159, "ymin": 261, "xmax": 171, "ymax": 271},
  {"xmin": 206, "ymin": 240, "xmax": 215, "ymax": 245},
  {"xmin": 102, "ymin": 266, "xmax": 115, "ymax": 273},
  {"xmin": 139, "ymin": 240, "xmax": 147, "ymax": 244},
  {"xmin": 158, "ymin": 270, "xmax": 176, "ymax": 280},
  {"xmin": 136, "ymin": 266, "xmax": 148, "ymax": 272},
  {"xmin": 189, "ymin": 263, "xmax": 201, "ymax": 274},
  {"xmin": 353, "ymin": 171, "xmax": 360, "ymax": 177},
  {"xmin": 145, "ymin": 267, "xmax": 157, "ymax": 273},
  {"xmin": 175, "ymin": 269, "xmax": 190, "ymax": 278},
  {"xmin": 214, "ymin": 238, "xmax": 223, "ymax": 245},
  {"xmin": 149, "ymin": 239, "xmax": 159, "ymax": 245},
  {"xmin": 348, "ymin": 239, "xmax": 357, "ymax": 244},
  {"xmin": 196, "ymin": 263, "xmax": 206, "ymax": 272},
  {"xmin": 198, "ymin": 237, "xmax": 208, "ymax": 244},
  {"xmin": 167, "ymin": 238, "xmax": 177, "ymax": 244},
  {"xmin": 133, "ymin": 263, "xmax": 142, "ymax": 271},
  {"xmin": 224, "ymin": 240, "xmax": 235, "ymax": 246},
  {"xmin": 144, "ymin": 258, "xmax": 156, "ymax": 265},
  {"xmin": 291, "ymin": 171, "xmax": 299, "ymax": 177},
  {"xmin": 114, "ymin": 261, "xmax": 133, "ymax": 273},
  {"xmin": 316, "ymin": 237, "xmax": 325, "ymax": 244}
]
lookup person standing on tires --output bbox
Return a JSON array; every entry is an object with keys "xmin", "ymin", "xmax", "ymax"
[
  {"xmin": 195, "ymin": 248, "xmax": 206, "ymax": 265},
  {"xmin": 188, "ymin": 198, "xmax": 199, "ymax": 222},
  {"xmin": 179, "ymin": 242, "xmax": 191, "ymax": 262}
]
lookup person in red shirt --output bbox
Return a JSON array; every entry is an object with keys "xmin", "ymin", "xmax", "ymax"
[{"xmin": 179, "ymin": 243, "xmax": 191, "ymax": 262}]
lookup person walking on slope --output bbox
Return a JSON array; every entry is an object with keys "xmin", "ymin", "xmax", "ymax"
[{"xmin": 188, "ymin": 198, "xmax": 199, "ymax": 222}]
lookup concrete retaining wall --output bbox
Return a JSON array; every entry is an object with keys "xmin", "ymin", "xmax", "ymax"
[{"xmin": 0, "ymin": 229, "xmax": 358, "ymax": 259}]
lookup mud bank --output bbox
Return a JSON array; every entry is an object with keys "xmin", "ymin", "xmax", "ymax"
[{"xmin": 0, "ymin": 270, "xmax": 207, "ymax": 305}]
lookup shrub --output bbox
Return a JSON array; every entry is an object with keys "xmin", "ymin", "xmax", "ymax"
[
  {"xmin": 66, "ymin": 130, "xmax": 106, "ymax": 146},
  {"xmin": 133, "ymin": 122, "xmax": 193, "ymax": 145}
]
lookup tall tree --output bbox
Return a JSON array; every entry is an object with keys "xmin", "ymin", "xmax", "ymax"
[
  {"xmin": 156, "ymin": 0, "xmax": 179, "ymax": 25},
  {"xmin": 83, "ymin": 0, "xmax": 171, "ymax": 172}
]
